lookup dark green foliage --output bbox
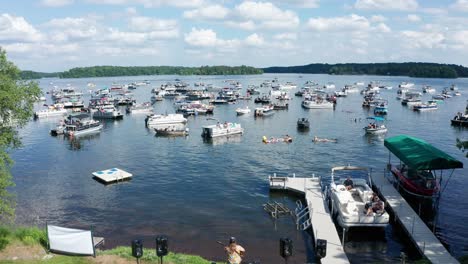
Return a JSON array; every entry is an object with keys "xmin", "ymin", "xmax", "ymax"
[
  {"xmin": 263, "ymin": 62, "xmax": 468, "ymax": 78},
  {"xmin": 20, "ymin": 71, "xmax": 59, "ymax": 80},
  {"xmin": 58, "ymin": 65, "xmax": 263, "ymax": 78},
  {"xmin": 0, "ymin": 48, "xmax": 42, "ymax": 222}
]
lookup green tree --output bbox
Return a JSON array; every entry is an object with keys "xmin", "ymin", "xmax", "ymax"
[{"xmin": 0, "ymin": 48, "xmax": 41, "ymax": 222}]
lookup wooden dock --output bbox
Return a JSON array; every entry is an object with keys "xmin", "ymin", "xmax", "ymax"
[
  {"xmin": 92, "ymin": 168, "xmax": 132, "ymax": 184},
  {"xmin": 372, "ymin": 172, "xmax": 459, "ymax": 264},
  {"xmin": 269, "ymin": 175, "xmax": 349, "ymax": 264}
]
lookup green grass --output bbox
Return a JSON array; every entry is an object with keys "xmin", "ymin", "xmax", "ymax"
[
  {"xmin": 0, "ymin": 255, "xmax": 91, "ymax": 264},
  {"xmin": 0, "ymin": 226, "xmax": 47, "ymax": 250},
  {"xmin": 100, "ymin": 246, "xmax": 222, "ymax": 264}
]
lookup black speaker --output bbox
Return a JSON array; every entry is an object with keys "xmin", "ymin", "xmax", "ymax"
[
  {"xmin": 279, "ymin": 238, "xmax": 293, "ymax": 258},
  {"xmin": 131, "ymin": 239, "xmax": 143, "ymax": 258},
  {"xmin": 316, "ymin": 239, "xmax": 327, "ymax": 259},
  {"xmin": 156, "ymin": 235, "xmax": 168, "ymax": 257}
]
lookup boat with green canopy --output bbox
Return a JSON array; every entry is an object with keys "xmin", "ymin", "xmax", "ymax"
[{"xmin": 384, "ymin": 135, "xmax": 463, "ymax": 198}]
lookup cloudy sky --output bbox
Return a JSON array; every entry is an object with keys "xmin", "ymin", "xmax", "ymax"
[{"xmin": 1, "ymin": 0, "xmax": 468, "ymax": 72}]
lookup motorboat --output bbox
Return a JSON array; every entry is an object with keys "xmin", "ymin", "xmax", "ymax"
[
  {"xmin": 385, "ymin": 135, "xmax": 463, "ymax": 198},
  {"xmin": 334, "ymin": 90, "xmax": 347, "ymax": 97},
  {"xmin": 302, "ymin": 99, "xmax": 334, "ymax": 109},
  {"xmin": 399, "ymin": 82, "xmax": 414, "ymax": 89},
  {"xmin": 401, "ymin": 92, "xmax": 422, "ymax": 106},
  {"xmin": 297, "ymin": 118, "xmax": 310, "ymax": 129},
  {"xmin": 154, "ymin": 127, "xmax": 189, "ymax": 136},
  {"xmin": 374, "ymin": 105, "xmax": 388, "ymax": 115},
  {"xmin": 422, "ymin": 86, "xmax": 435, "ymax": 94},
  {"xmin": 34, "ymin": 106, "xmax": 67, "ymax": 119},
  {"xmin": 254, "ymin": 105, "xmax": 275, "ymax": 117},
  {"xmin": 413, "ymin": 100, "xmax": 438, "ymax": 111},
  {"xmin": 327, "ymin": 166, "xmax": 389, "ymax": 228},
  {"xmin": 126, "ymin": 102, "xmax": 153, "ymax": 114},
  {"xmin": 145, "ymin": 113, "xmax": 187, "ymax": 127},
  {"xmin": 343, "ymin": 85, "xmax": 359, "ymax": 93},
  {"xmin": 273, "ymin": 103, "xmax": 288, "ymax": 110},
  {"xmin": 364, "ymin": 116, "xmax": 387, "ymax": 134},
  {"xmin": 202, "ymin": 122, "xmax": 243, "ymax": 138},
  {"xmin": 451, "ymin": 102, "xmax": 468, "ymax": 126},
  {"xmin": 91, "ymin": 105, "xmax": 123, "ymax": 119},
  {"xmin": 236, "ymin": 106, "xmax": 251, "ymax": 115},
  {"xmin": 254, "ymin": 95, "xmax": 271, "ymax": 104},
  {"xmin": 64, "ymin": 114, "xmax": 103, "ymax": 137},
  {"xmin": 324, "ymin": 82, "xmax": 335, "ymax": 89}
]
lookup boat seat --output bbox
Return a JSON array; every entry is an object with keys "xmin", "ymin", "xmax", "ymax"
[{"xmin": 336, "ymin": 184, "xmax": 346, "ymax": 192}]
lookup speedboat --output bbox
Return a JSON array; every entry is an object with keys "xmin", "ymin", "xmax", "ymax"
[
  {"xmin": 202, "ymin": 122, "xmax": 243, "ymax": 138},
  {"xmin": 302, "ymin": 99, "xmax": 334, "ymax": 109},
  {"xmin": 451, "ymin": 102, "xmax": 468, "ymax": 126},
  {"xmin": 327, "ymin": 166, "xmax": 389, "ymax": 228},
  {"xmin": 64, "ymin": 114, "xmax": 103, "ymax": 137},
  {"xmin": 145, "ymin": 113, "xmax": 187, "ymax": 127},
  {"xmin": 297, "ymin": 118, "xmax": 310, "ymax": 129},
  {"xmin": 126, "ymin": 102, "xmax": 153, "ymax": 114},
  {"xmin": 399, "ymin": 82, "xmax": 414, "ymax": 89},
  {"xmin": 364, "ymin": 116, "xmax": 387, "ymax": 134},
  {"xmin": 34, "ymin": 106, "xmax": 68, "ymax": 119},
  {"xmin": 155, "ymin": 127, "xmax": 189, "ymax": 136},
  {"xmin": 254, "ymin": 105, "xmax": 275, "ymax": 117},
  {"xmin": 422, "ymin": 86, "xmax": 435, "ymax": 93},
  {"xmin": 236, "ymin": 106, "xmax": 251, "ymax": 115},
  {"xmin": 91, "ymin": 105, "xmax": 124, "ymax": 119},
  {"xmin": 413, "ymin": 100, "xmax": 438, "ymax": 111},
  {"xmin": 374, "ymin": 105, "xmax": 388, "ymax": 115}
]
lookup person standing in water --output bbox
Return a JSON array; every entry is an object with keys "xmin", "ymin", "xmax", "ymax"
[{"xmin": 224, "ymin": 237, "xmax": 245, "ymax": 264}]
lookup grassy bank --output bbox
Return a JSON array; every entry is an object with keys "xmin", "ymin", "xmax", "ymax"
[{"xmin": 0, "ymin": 226, "xmax": 221, "ymax": 264}]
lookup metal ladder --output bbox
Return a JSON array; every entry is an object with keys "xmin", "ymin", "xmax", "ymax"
[{"xmin": 295, "ymin": 200, "xmax": 312, "ymax": 230}]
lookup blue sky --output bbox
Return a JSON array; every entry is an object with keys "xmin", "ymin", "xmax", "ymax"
[{"xmin": 1, "ymin": 0, "xmax": 468, "ymax": 71}]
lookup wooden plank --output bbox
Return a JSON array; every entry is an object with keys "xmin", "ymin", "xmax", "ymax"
[
  {"xmin": 269, "ymin": 176, "xmax": 350, "ymax": 264},
  {"xmin": 372, "ymin": 174, "xmax": 459, "ymax": 264}
]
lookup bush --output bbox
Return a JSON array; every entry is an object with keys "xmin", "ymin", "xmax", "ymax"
[{"xmin": 14, "ymin": 227, "xmax": 47, "ymax": 247}]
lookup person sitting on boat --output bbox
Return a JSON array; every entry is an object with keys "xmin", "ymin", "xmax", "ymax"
[
  {"xmin": 217, "ymin": 122, "xmax": 221, "ymax": 128},
  {"xmin": 343, "ymin": 176, "xmax": 354, "ymax": 191},
  {"xmin": 367, "ymin": 198, "xmax": 384, "ymax": 215},
  {"xmin": 224, "ymin": 121, "xmax": 228, "ymax": 128}
]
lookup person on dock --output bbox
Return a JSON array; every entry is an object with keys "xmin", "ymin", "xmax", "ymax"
[
  {"xmin": 344, "ymin": 176, "xmax": 354, "ymax": 190},
  {"xmin": 225, "ymin": 237, "xmax": 245, "ymax": 264}
]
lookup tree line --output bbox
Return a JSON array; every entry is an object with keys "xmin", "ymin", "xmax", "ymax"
[{"xmin": 263, "ymin": 62, "xmax": 468, "ymax": 78}]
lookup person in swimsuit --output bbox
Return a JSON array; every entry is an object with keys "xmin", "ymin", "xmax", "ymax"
[{"xmin": 225, "ymin": 237, "xmax": 245, "ymax": 264}]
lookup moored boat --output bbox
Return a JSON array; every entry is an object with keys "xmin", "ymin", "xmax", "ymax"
[
  {"xmin": 302, "ymin": 99, "xmax": 334, "ymax": 109},
  {"xmin": 145, "ymin": 113, "xmax": 187, "ymax": 127},
  {"xmin": 236, "ymin": 106, "xmax": 251, "ymax": 115},
  {"xmin": 297, "ymin": 118, "xmax": 310, "ymax": 129},
  {"xmin": 202, "ymin": 122, "xmax": 243, "ymax": 138},
  {"xmin": 364, "ymin": 116, "xmax": 387, "ymax": 134},
  {"xmin": 64, "ymin": 114, "xmax": 103, "ymax": 137},
  {"xmin": 254, "ymin": 105, "xmax": 275, "ymax": 117}
]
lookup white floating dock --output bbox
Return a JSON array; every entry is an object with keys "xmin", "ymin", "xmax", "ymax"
[
  {"xmin": 92, "ymin": 168, "xmax": 132, "ymax": 183},
  {"xmin": 269, "ymin": 175, "xmax": 349, "ymax": 264},
  {"xmin": 372, "ymin": 172, "xmax": 459, "ymax": 264}
]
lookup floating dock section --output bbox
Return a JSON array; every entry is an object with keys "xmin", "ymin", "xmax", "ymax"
[
  {"xmin": 92, "ymin": 168, "xmax": 132, "ymax": 184},
  {"xmin": 372, "ymin": 173, "xmax": 459, "ymax": 264},
  {"xmin": 269, "ymin": 175, "xmax": 349, "ymax": 264}
]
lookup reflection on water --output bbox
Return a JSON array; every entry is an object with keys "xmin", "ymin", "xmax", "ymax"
[
  {"xmin": 68, "ymin": 133, "xmax": 101, "ymax": 151},
  {"xmin": 11, "ymin": 74, "xmax": 468, "ymax": 263}
]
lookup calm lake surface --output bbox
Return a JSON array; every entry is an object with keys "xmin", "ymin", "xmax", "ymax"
[{"xmin": 12, "ymin": 74, "xmax": 468, "ymax": 263}]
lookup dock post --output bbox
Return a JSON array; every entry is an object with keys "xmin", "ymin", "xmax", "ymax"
[
  {"xmin": 422, "ymin": 241, "xmax": 425, "ymax": 254},
  {"xmin": 411, "ymin": 216, "xmax": 415, "ymax": 234}
]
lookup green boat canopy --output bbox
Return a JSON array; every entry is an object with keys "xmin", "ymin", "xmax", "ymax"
[{"xmin": 384, "ymin": 135, "xmax": 463, "ymax": 170}]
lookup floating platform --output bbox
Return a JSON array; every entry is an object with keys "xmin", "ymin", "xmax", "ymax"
[{"xmin": 92, "ymin": 168, "xmax": 132, "ymax": 184}]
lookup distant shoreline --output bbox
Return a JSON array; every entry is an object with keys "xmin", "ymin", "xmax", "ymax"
[{"xmin": 21, "ymin": 62, "xmax": 468, "ymax": 79}]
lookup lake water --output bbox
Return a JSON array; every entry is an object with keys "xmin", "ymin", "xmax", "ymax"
[{"xmin": 11, "ymin": 74, "xmax": 468, "ymax": 263}]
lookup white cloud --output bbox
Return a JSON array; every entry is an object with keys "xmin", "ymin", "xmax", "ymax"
[
  {"xmin": 450, "ymin": 30, "xmax": 468, "ymax": 46},
  {"xmin": 0, "ymin": 14, "xmax": 43, "ymax": 42},
  {"xmin": 401, "ymin": 30, "xmax": 445, "ymax": 49},
  {"xmin": 183, "ymin": 5, "xmax": 230, "ymax": 20},
  {"xmin": 407, "ymin": 14, "xmax": 421, "ymax": 22},
  {"xmin": 273, "ymin": 33, "xmax": 297, "ymax": 40},
  {"xmin": 354, "ymin": 0, "xmax": 418, "ymax": 11},
  {"xmin": 450, "ymin": 0, "xmax": 468, "ymax": 12},
  {"xmin": 184, "ymin": 28, "xmax": 226, "ymax": 47},
  {"xmin": 85, "ymin": 0, "xmax": 204, "ymax": 8},
  {"xmin": 271, "ymin": 0, "xmax": 319, "ymax": 8},
  {"xmin": 41, "ymin": 0, "xmax": 74, "ymax": 7},
  {"xmin": 128, "ymin": 16, "xmax": 178, "ymax": 32},
  {"xmin": 370, "ymin": 15, "xmax": 386, "ymax": 23},
  {"xmin": 44, "ymin": 17, "xmax": 98, "ymax": 41},
  {"xmin": 245, "ymin": 33, "xmax": 264, "ymax": 46},
  {"xmin": 234, "ymin": 1, "xmax": 300, "ymax": 29},
  {"xmin": 307, "ymin": 14, "xmax": 370, "ymax": 32},
  {"xmin": 375, "ymin": 23, "xmax": 391, "ymax": 33},
  {"xmin": 225, "ymin": 20, "xmax": 256, "ymax": 30}
]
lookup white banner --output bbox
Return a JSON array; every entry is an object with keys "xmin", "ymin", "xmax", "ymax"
[{"xmin": 47, "ymin": 225, "xmax": 94, "ymax": 255}]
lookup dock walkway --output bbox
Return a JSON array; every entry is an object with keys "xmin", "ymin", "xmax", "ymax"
[
  {"xmin": 269, "ymin": 175, "xmax": 349, "ymax": 264},
  {"xmin": 372, "ymin": 173, "xmax": 458, "ymax": 264}
]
